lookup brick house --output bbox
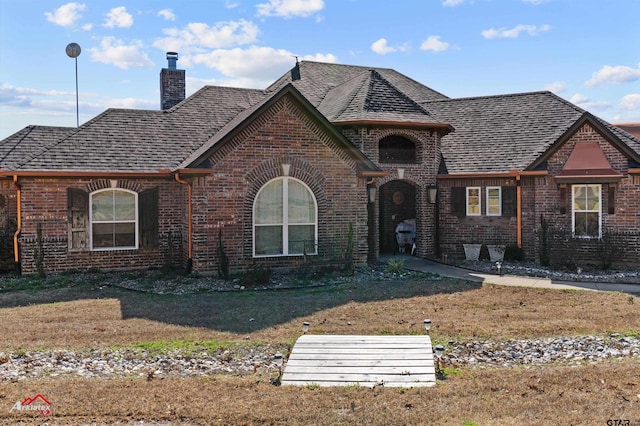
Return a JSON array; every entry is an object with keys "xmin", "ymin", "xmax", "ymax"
[{"xmin": 1, "ymin": 57, "xmax": 640, "ymax": 274}]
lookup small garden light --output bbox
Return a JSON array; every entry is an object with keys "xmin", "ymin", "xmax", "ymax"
[
  {"xmin": 496, "ymin": 261, "xmax": 502, "ymax": 275},
  {"xmin": 434, "ymin": 345, "xmax": 444, "ymax": 359},
  {"xmin": 302, "ymin": 321, "xmax": 310, "ymax": 333},
  {"xmin": 423, "ymin": 319, "xmax": 432, "ymax": 333},
  {"xmin": 274, "ymin": 352, "xmax": 284, "ymax": 367}
]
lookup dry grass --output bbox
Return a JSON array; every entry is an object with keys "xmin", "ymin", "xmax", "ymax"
[{"xmin": 1, "ymin": 273, "xmax": 639, "ymax": 424}]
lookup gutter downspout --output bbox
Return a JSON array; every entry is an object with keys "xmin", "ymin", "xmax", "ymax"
[
  {"xmin": 12, "ymin": 175, "xmax": 21, "ymax": 272},
  {"xmin": 174, "ymin": 172, "xmax": 193, "ymax": 273},
  {"xmin": 516, "ymin": 173, "xmax": 522, "ymax": 248}
]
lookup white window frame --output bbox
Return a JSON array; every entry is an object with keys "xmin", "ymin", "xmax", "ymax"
[
  {"xmin": 466, "ymin": 187, "xmax": 481, "ymax": 216},
  {"xmin": 89, "ymin": 188, "xmax": 138, "ymax": 251},
  {"xmin": 253, "ymin": 177, "xmax": 318, "ymax": 257},
  {"xmin": 571, "ymin": 184, "xmax": 601, "ymax": 238},
  {"xmin": 486, "ymin": 186, "xmax": 502, "ymax": 216}
]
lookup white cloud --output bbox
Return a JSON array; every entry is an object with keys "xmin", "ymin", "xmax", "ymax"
[
  {"xmin": 543, "ymin": 81, "xmax": 567, "ymax": 93},
  {"xmin": 81, "ymin": 23, "xmax": 93, "ymax": 31},
  {"xmin": 104, "ymin": 97, "xmax": 157, "ymax": 109},
  {"xmin": 585, "ymin": 64, "xmax": 640, "ymax": 87},
  {"xmin": 89, "ymin": 37, "xmax": 153, "ymax": 69},
  {"xmin": 620, "ymin": 94, "xmax": 640, "ymax": 111},
  {"xmin": 482, "ymin": 24, "xmax": 550, "ymax": 39},
  {"xmin": 190, "ymin": 46, "xmax": 336, "ymax": 88},
  {"xmin": 157, "ymin": 9, "xmax": 175, "ymax": 21},
  {"xmin": 226, "ymin": 1, "xmax": 240, "ymax": 8},
  {"xmin": 256, "ymin": 0, "xmax": 325, "ymax": 18},
  {"xmin": 442, "ymin": 0, "xmax": 464, "ymax": 6},
  {"xmin": 154, "ymin": 20, "xmax": 259, "ymax": 54},
  {"xmin": 103, "ymin": 6, "xmax": 133, "ymax": 29},
  {"xmin": 420, "ymin": 36, "xmax": 450, "ymax": 52},
  {"xmin": 570, "ymin": 93, "xmax": 610, "ymax": 111},
  {"xmin": 371, "ymin": 38, "xmax": 396, "ymax": 55},
  {"xmin": 44, "ymin": 2, "xmax": 86, "ymax": 27}
]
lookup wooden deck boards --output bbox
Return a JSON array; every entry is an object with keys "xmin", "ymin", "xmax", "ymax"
[{"xmin": 281, "ymin": 335, "xmax": 436, "ymax": 388}]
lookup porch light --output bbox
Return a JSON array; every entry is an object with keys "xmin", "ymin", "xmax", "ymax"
[
  {"xmin": 368, "ymin": 185, "xmax": 377, "ymax": 203},
  {"xmin": 282, "ymin": 163, "xmax": 290, "ymax": 176},
  {"xmin": 397, "ymin": 168, "xmax": 405, "ymax": 179},
  {"xmin": 302, "ymin": 321, "xmax": 310, "ymax": 333},
  {"xmin": 427, "ymin": 185, "xmax": 438, "ymax": 204},
  {"xmin": 423, "ymin": 319, "xmax": 432, "ymax": 333}
]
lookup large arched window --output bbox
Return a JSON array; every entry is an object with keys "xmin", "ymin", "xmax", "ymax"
[
  {"xmin": 379, "ymin": 135, "xmax": 416, "ymax": 163},
  {"xmin": 253, "ymin": 177, "xmax": 317, "ymax": 257},
  {"xmin": 90, "ymin": 189, "xmax": 138, "ymax": 250}
]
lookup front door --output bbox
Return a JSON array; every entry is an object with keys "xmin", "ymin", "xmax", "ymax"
[{"xmin": 379, "ymin": 181, "xmax": 416, "ymax": 253}]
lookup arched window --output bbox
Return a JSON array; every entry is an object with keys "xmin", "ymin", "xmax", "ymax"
[
  {"xmin": 379, "ymin": 135, "xmax": 416, "ymax": 163},
  {"xmin": 90, "ymin": 189, "xmax": 138, "ymax": 250},
  {"xmin": 253, "ymin": 177, "xmax": 317, "ymax": 256}
]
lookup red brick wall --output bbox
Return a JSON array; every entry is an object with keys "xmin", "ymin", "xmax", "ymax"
[
  {"xmin": 529, "ymin": 123, "xmax": 640, "ymax": 265},
  {"xmin": 189, "ymin": 95, "xmax": 370, "ymax": 274},
  {"xmin": 16, "ymin": 177, "xmax": 186, "ymax": 274},
  {"xmin": 438, "ymin": 177, "xmax": 519, "ymax": 259}
]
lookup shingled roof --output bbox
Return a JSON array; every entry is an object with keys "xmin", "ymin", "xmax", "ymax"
[
  {"xmin": 424, "ymin": 91, "xmax": 587, "ymax": 174},
  {"xmin": 0, "ymin": 125, "xmax": 76, "ymax": 171},
  {"xmin": 268, "ymin": 61, "xmax": 449, "ymax": 107},
  {"xmin": 424, "ymin": 91, "xmax": 640, "ymax": 174},
  {"xmin": 1, "ymin": 86, "xmax": 269, "ymax": 173}
]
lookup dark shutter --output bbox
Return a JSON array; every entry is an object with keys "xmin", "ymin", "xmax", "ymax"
[
  {"xmin": 139, "ymin": 188, "xmax": 159, "ymax": 248},
  {"xmin": 608, "ymin": 185, "xmax": 615, "ymax": 215},
  {"xmin": 451, "ymin": 187, "xmax": 466, "ymax": 217},
  {"xmin": 559, "ymin": 187, "xmax": 567, "ymax": 215},
  {"xmin": 67, "ymin": 188, "xmax": 88, "ymax": 250},
  {"xmin": 502, "ymin": 186, "xmax": 517, "ymax": 217}
]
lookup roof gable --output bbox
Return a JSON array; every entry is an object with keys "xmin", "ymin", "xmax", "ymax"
[
  {"xmin": 529, "ymin": 112, "xmax": 640, "ymax": 172},
  {"xmin": 179, "ymin": 83, "xmax": 381, "ymax": 176}
]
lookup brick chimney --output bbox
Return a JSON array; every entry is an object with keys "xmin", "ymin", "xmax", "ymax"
[{"xmin": 160, "ymin": 52, "xmax": 185, "ymax": 110}]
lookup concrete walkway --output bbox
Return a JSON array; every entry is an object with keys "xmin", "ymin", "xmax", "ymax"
[{"xmin": 387, "ymin": 255, "xmax": 640, "ymax": 294}]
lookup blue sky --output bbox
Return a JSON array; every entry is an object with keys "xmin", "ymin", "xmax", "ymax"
[{"xmin": 1, "ymin": 0, "xmax": 639, "ymax": 140}]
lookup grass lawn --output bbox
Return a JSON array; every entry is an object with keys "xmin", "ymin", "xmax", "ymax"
[{"xmin": 1, "ymin": 271, "xmax": 639, "ymax": 425}]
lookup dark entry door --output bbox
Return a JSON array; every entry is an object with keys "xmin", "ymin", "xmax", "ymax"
[{"xmin": 379, "ymin": 181, "xmax": 416, "ymax": 253}]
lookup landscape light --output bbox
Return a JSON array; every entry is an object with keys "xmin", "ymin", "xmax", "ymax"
[
  {"xmin": 302, "ymin": 321, "xmax": 310, "ymax": 333},
  {"xmin": 435, "ymin": 345, "xmax": 444, "ymax": 359},
  {"xmin": 423, "ymin": 319, "xmax": 432, "ymax": 332},
  {"xmin": 274, "ymin": 353, "xmax": 283, "ymax": 367}
]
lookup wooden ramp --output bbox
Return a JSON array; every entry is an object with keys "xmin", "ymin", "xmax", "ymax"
[{"xmin": 281, "ymin": 335, "xmax": 436, "ymax": 388}]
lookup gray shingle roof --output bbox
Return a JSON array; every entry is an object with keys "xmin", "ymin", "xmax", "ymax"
[
  {"xmin": 4, "ymin": 86, "xmax": 269, "ymax": 173},
  {"xmin": 424, "ymin": 91, "xmax": 587, "ymax": 174},
  {"xmin": 0, "ymin": 125, "xmax": 76, "ymax": 171},
  {"xmin": 268, "ymin": 61, "xmax": 449, "ymax": 107},
  {"xmin": 317, "ymin": 69, "xmax": 443, "ymax": 125}
]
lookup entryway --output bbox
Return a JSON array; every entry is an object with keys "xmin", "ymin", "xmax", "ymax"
[{"xmin": 379, "ymin": 180, "xmax": 416, "ymax": 254}]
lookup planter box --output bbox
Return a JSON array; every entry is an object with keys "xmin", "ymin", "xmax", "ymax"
[
  {"xmin": 487, "ymin": 244, "xmax": 506, "ymax": 262},
  {"xmin": 463, "ymin": 244, "xmax": 482, "ymax": 261}
]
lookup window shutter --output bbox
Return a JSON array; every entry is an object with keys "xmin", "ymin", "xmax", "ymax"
[
  {"xmin": 139, "ymin": 188, "xmax": 159, "ymax": 248},
  {"xmin": 608, "ymin": 185, "xmax": 615, "ymax": 215},
  {"xmin": 502, "ymin": 186, "xmax": 517, "ymax": 217},
  {"xmin": 67, "ymin": 188, "xmax": 88, "ymax": 250},
  {"xmin": 451, "ymin": 187, "xmax": 466, "ymax": 217},
  {"xmin": 559, "ymin": 187, "xmax": 567, "ymax": 215}
]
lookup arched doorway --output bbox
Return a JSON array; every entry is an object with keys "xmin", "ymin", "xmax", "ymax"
[{"xmin": 379, "ymin": 181, "xmax": 416, "ymax": 254}]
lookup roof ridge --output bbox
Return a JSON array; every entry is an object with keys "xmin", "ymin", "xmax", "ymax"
[{"xmin": 366, "ymin": 70, "xmax": 436, "ymax": 118}]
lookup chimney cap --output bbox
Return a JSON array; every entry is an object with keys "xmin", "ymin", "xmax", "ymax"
[{"xmin": 166, "ymin": 52, "xmax": 178, "ymax": 70}]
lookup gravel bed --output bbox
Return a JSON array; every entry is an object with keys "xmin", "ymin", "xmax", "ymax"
[{"xmin": 2, "ymin": 334, "xmax": 638, "ymax": 381}]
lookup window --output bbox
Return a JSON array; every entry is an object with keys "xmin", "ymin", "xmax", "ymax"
[
  {"xmin": 466, "ymin": 187, "xmax": 481, "ymax": 216},
  {"xmin": 486, "ymin": 187, "xmax": 501, "ymax": 216},
  {"xmin": 572, "ymin": 184, "xmax": 601, "ymax": 238},
  {"xmin": 253, "ymin": 177, "xmax": 317, "ymax": 256},
  {"xmin": 379, "ymin": 135, "xmax": 416, "ymax": 163},
  {"xmin": 90, "ymin": 189, "xmax": 138, "ymax": 250}
]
